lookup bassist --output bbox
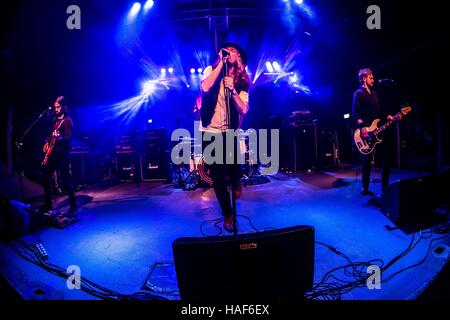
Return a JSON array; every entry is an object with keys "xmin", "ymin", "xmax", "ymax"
[
  {"xmin": 41, "ymin": 96, "xmax": 77, "ymax": 213},
  {"xmin": 351, "ymin": 69, "xmax": 402, "ymax": 196}
]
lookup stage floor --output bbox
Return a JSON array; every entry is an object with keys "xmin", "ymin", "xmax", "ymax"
[{"xmin": 1, "ymin": 165, "xmax": 449, "ymax": 300}]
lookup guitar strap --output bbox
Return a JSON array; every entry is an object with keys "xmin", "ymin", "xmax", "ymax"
[{"xmin": 51, "ymin": 118, "xmax": 65, "ymax": 139}]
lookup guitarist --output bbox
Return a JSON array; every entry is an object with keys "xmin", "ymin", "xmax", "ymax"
[
  {"xmin": 351, "ymin": 68, "xmax": 402, "ymax": 196},
  {"xmin": 41, "ymin": 96, "xmax": 77, "ymax": 213}
]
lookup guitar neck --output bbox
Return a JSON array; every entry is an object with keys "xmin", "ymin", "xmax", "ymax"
[{"xmin": 374, "ymin": 113, "xmax": 401, "ymax": 135}]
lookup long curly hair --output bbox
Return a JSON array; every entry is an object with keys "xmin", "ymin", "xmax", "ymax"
[
  {"xmin": 232, "ymin": 54, "xmax": 250, "ymax": 91},
  {"xmin": 211, "ymin": 54, "xmax": 250, "ymax": 91}
]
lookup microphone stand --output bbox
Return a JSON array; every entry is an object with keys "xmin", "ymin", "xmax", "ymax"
[
  {"xmin": 223, "ymin": 57, "xmax": 231, "ymax": 129},
  {"xmin": 223, "ymin": 57, "xmax": 238, "ymax": 236},
  {"xmin": 15, "ymin": 107, "xmax": 51, "ymax": 202}
]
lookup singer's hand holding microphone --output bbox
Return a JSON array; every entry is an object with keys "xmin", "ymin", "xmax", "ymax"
[
  {"xmin": 223, "ymin": 76, "xmax": 234, "ymax": 92},
  {"xmin": 219, "ymin": 48, "xmax": 235, "ymax": 95},
  {"xmin": 219, "ymin": 48, "xmax": 230, "ymax": 62}
]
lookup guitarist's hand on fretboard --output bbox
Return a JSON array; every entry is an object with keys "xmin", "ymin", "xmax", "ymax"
[{"xmin": 387, "ymin": 113, "xmax": 402, "ymax": 121}]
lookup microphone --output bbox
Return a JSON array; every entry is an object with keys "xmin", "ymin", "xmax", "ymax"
[
  {"xmin": 221, "ymin": 48, "xmax": 229, "ymax": 60},
  {"xmin": 378, "ymin": 78, "xmax": 394, "ymax": 83},
  {"xmin": 221, "ymin": 49, "xmax": 231, "ymax": 95},
  {"xmin": 42, "ymin": 106, "xmax": 53, "ymax": 117}
]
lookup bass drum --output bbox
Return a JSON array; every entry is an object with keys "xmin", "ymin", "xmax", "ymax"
[{"xmin": 197, "ymin": 156, "xmax": 213, "ymax": 186}]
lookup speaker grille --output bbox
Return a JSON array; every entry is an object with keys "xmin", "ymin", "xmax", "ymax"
[{"xmin": 172, "ymin": 225, "xmax": 315, "ymax": 301}]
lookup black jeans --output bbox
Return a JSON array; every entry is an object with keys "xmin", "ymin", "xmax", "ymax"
[
  {"xmin": 361, "ymin": 133, "xmax": 395, "ymax": 193},
  {"xmin": 202, "ymin": 132, "xmax": 242, "ymax": 217},
  {"xmin": 42, "ymin": 152, "xmax": 76, "ymax": 210}
]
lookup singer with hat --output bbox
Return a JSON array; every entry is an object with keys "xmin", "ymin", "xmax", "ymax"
[{"xmin": 199, "ymin": 42, "xmax": 250, "ymax": 233}]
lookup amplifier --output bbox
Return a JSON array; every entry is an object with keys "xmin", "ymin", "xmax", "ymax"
[
  {"xmin": 115, "ymin": 145, "xmax": 134, "ymax": 154},
  {"xmin": 140, "ymin": 151, "xmax": 167, "ymax": 181},
  {"xmin": 116, "ymin": 153, "xmax": 137, "ymax": 182},
  {"xmin": 317, "ymin": 127, "xmax": 336, "ymax": 166},
  {"xmin": 289, "ymin": 124, "xmax": 317, "ymax": 172},
  {"xmin": 70, "ymin": 138, "xmax": 89, "ymax": 155},
  {"xmin": 141, "ymin": 129, "xmax": 167, "ymax": 153}
]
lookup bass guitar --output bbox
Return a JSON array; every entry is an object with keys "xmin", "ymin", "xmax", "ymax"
[{"xmin": 354, "ymin": 106, "xmax": 411, "ymax": 155}]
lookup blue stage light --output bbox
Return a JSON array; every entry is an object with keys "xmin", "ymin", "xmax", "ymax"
[
  {"xmin": 265, "ymin": 61, "xmax": 274, "ymax": 73},
  {"xmin": 129, "ymin": 2, "xmax": 141, "ymax": 17},
  {"xmin": 295, "ymin": 0, "xmax": 304, "ymax": 5},
  {"xmin": 289, "ymin": 72, "xmax": 298, "ymax": 83},
  {"xmin": 168, "ymin": 67, "xmax": 174, "ymax": 74},
  {"xmin": 141, "ymin": 80, "xmax": 156, "ymax": 96},
  {"xmin": 160, "ymin": 68, "xmax": 166, "ymax": 75},
  {"xmin": 144, "ymin": 0, "xmax": 154, "ymax": 11},
  {"xmin": 197, "ymin": 68, "xmax": 203, "ymax": 74},
  {"xmin": 272, "ymin": 61, "xmax": 281, "ymax": 72},
  {"xmin": 190, "ymin": 68, "xmax": 196, "ymax": 74}
]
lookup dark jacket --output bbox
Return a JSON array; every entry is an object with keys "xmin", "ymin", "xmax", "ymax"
[
  {"xmin": 201, "ymin": 71, "xmax": 248, "ymax": 130},
  {"xmin": 351, "ymin": 87, "xmax": 380, "ymax": 128}
]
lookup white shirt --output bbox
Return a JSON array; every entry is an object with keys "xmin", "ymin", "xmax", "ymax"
[{"xmin": 200, "ymin": 65, "xmax": 249, "ymax": 133}]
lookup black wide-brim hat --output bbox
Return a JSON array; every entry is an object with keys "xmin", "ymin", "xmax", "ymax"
[{"xmin": 219, "ymin": 42, "xmax": 247, "ymax": 65}]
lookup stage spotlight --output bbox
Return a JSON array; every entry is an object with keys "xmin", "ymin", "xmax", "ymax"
[
  {"xmin": 343, "ymin": 113, "xmax": 350, "ymax": 119},
  {"xmin": 160, "ymin": 68, "xmax": 166, "ymax": 75},
  {"xmin": 129, "ymin": 2, "xmax": 141, "ymax": 17},
  {"xmin": 265, "ymin": 61, "xmax": 274, "ymax": 73},
  {"xmin": 289, "ymin": 73, "xmax": 298, "ymax": 83},
  {"xmin": 141, "ymin": 80, "xmax": 156, "ymax": 96},
  {"xmin": 294, "ymin": 0, "xmax": 304, "ymax": 4},
  {"xmin": 190, "ymin": 68, "xmax": 196, "ymax": 74},
  {"xmin": 197, "ymin": 68, "xmax": 203, "ymax": 73},
  {"xmin": 272, "ymin": 61, "xmax": 281, "ymax": 72},
  {"xmin": 148, "ymin": 119, "xmax": 153, "ymax": 124},
  {"xmin": 144, "ymin": 0, "xmax": 154, "ymax": 11},
  {"xmin": 168, "ymin": 67, "xmax": 174, "ymax": 74}
]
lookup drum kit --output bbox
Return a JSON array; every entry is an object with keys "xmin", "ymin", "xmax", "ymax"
[{"xmin": 171, "ymin": 134, "xmax": 262, "ymax": 190}]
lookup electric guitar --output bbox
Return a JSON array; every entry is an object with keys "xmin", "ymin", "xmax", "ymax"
[
  {"xmin": 353, "ymin": 106, "xmax": 411, "ymax": 155},
  {"xmin": 42, "ymin": 119, "xmax": 65, "ymax": 166}
]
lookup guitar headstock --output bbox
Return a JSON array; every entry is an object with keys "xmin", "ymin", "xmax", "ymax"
[{"xmin": 400, "ymin": 105, "xmax": 412, "ymax": 115}]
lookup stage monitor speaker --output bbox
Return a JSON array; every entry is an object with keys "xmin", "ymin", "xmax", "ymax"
[
  {"xmin": 381, "ymin": 169, "xmax": 449, "ymax": 233},
  {"xmin": 172, "ymin": 225, "xmax": 315, "ymax": 301}
]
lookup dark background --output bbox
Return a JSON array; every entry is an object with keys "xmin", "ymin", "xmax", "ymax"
[{"xmin": 1, "ymin": 0, "xmax": 449, "ymax": 179}]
